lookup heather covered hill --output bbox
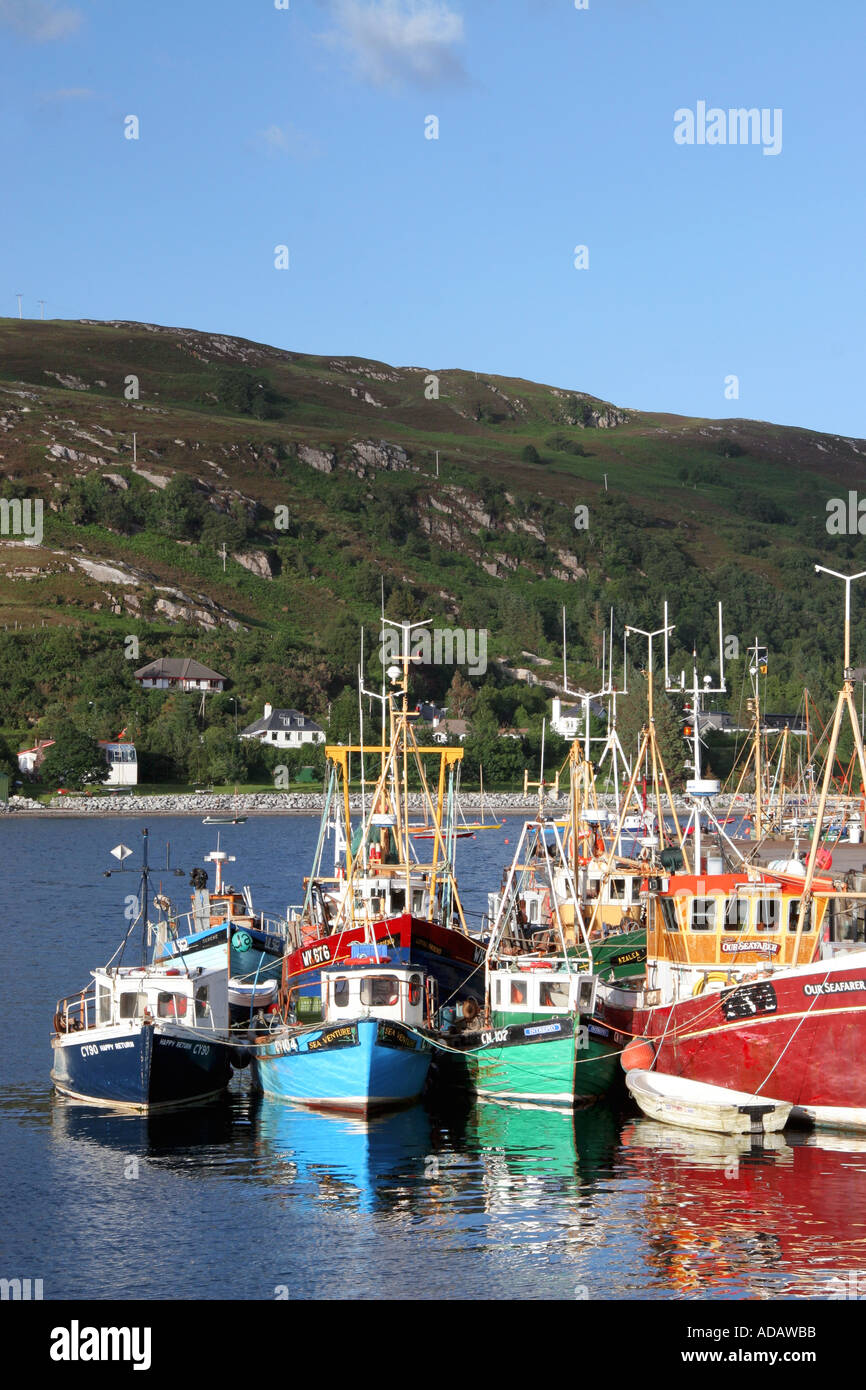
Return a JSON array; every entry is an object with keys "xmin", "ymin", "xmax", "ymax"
[{"xmin": 0, "ymin": 315, "xmax": 864, "ymax": 771}]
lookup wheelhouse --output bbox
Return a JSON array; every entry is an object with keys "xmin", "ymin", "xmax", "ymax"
[
  {"xmin": 488, "ymin": 967, "xmax": 598, "ymax": 1018},
  {"xmin": 649, "ymin": 873, "xmax": 831, "ymax": 971},
  {"xmin": 55, "ymin": 964, "xmax": 229, "ymax": 1036},
  {"xmin": 320, "ymin": 961, "xmax": 427, "ymax": 1027}
]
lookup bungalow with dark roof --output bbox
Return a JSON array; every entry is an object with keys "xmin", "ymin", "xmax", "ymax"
[{"xmin": 134, "ymin": 658, "xmax": 227, "ymax": 692}]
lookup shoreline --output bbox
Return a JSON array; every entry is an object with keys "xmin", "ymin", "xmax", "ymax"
[{"xmin": 2, "ymin": 790, "xmax": 742, "ymax": 819}]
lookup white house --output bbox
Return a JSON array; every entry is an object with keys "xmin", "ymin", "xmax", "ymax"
[
  {"xmin": 17, "ymin": 739, "xmax": 55, "ymax": 777},
  {"xmin": 99, "ymin": 740, "xmax": 138, "ymax": 786},
  {"xmin": 550, "ymin": 697, "xmax": 583, "ymax": 740},
  {"xmin": 18, "ymin": 736, "xmax": 137, "ymax": 786},
  {"xmin": 239, "ymin": 704, "xmax": 325, "ymax": 749}
]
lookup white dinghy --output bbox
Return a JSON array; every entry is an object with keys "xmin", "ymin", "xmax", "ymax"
[{"xmin": 626, "ymin": 1069, "xmax": 793, "ymax": 1136}]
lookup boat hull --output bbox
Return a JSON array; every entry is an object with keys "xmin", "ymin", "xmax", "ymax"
[
  {"xmin": 51, "ymin": 1022, "xmax": 232, "ymax": 1111},
  {"xmin": 625, "ymin": 1069, "xmax": 793, "ymax": 1135},
  {"xmin": 250, "ymin": 1017, "xmax": 433, "ymax": 1114},
  {"xmin": 459, "ymin": 1016, "xmax": 621, "ymax": 1108},
  {"xmin": 603, "ymin": 954, "xmax": 866, "ymax": 1130}
]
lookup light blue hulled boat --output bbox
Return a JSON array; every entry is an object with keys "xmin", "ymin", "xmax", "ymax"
[
  {"xmin": 151, "ymin": 844, "xmax": 291, "ymax": 1029},
  {"xmin": 250, "ymin": 946, "xmax": 434, "ymax": 1114}
]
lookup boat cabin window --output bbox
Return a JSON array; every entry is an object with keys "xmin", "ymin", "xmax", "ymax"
[
  {"xmin": 510, "ymin": 981, "xmax": 528, "ymax": 1005},
  {"xmin": 755, "ymin": 894, "xmax": 782, "ymax": 931},
  {"xmin": 660, "ymin": 899, "xmax": 679, "ymax": 933},
  {"xmin": 724, "ymin": 896, "xmax": 751, "ymax": 931},
  {"xmin": 691, "ymin": 897, "xmax": 717, "ymax": 931},
  {"xmin": 157, "ymin": 991, "xmax": 187, "ymax": 1019},
  {"xmin": 412, "ymin": 890, "xmax": 425, "ymax": 915},
  {"xmin": 119, "ymin": 991, "xmax": 145, "ymax": 1019},
  {"xmin": 610, "ymin": 878, "xmax": 627, "ymax": 902},
  {"xmin": 539, "ymin": 980, "xmax": 571, "ymax": 1009},
  {"xmin": 194, "ymin": 986, "xmax": 209, "ymax": 1020},
  {"xmin": 333, "ymin": 977, "xmax": 350, "ymax": 1006},
  {"xmin": 409, "ymin": 975, "xmax": 422, "ymax": 1006},
  {"xmin": 95, "ymin": 984, "xmax": 111, "ymax": 1025},
  {"xmin": 360, "ymin": 976, "xmax": 400, "ymax": 1007},
  {"xmin": 788, "ymin": 901, "xmax": 811, "ymax": 933}
]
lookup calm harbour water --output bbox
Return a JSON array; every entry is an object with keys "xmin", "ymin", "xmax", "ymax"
[{"xmin": 2, "ymin": 813, "xmax": 865, "ymax": 1301}]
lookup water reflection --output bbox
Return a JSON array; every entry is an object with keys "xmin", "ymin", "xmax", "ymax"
[
  {"xmin": 620, "ymin": 1118, "xmax": 866, "ymax": 1298},
  {"xmin": 50, "ymin": 1092, "xmax": 245, "ymax": 1175},
  {"xmin": 252, "ymin": 1097, "xmax": 436, "ymax": 1215}
]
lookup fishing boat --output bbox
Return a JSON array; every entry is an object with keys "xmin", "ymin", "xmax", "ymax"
[
  {"xmin": 453, "ymin": 816, "xmax": 622, "ymax": 1107},
  {"xmin": 278, "ymin": 619, "xmax": 487, "ymax": 1024},
  {"xmin": 151, "ymin": 842, "xmax": 290, "ymax": 1028},
  {"xmin": 600, "ymin": 583, "xmax": 866, "ymax": 1132},
  {"xmin": 625, "ymin": 1070, "xmax": 792, "ymax": 1136},
  {"xmin": 50, "ymin": 830, "xmax": 234, "ymax": 1110},
  {"xmin": 251, "ymin": 943, "xmax": 434, "ymax": 1113}
]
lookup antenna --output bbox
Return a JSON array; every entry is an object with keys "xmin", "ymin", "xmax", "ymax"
[{"xmin": 662, "ymin": 601, "xmax": 727, "ymax": 867}]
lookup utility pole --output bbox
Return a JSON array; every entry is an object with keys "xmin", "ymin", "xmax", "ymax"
[
  {"xmin": 132, "ymin": 432, "xmax": 137, "ymax": 464},
  {"xmin": 15, "ymin": 293, "xmax": 22, "ymax": 319},
  {"xmin": 37, "ymin": 300, "xmax": 45, "ymax": 320}
]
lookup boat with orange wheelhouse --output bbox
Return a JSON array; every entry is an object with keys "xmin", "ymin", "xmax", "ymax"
[{"xmin": 598, "ymin": 859, "xmax": 866, "ymax": 1129}]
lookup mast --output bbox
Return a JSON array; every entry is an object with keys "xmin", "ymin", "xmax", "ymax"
[{"xmin": 140, "ymin": 827, "xmax": 150, "ymax": 967}]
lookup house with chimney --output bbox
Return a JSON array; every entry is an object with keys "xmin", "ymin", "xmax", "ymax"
[{"xmin": 238, "ymin": 704, "xmax": 325, "ymax": 749}]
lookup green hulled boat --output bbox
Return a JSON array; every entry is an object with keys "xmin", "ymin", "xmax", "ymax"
[{"xmin": 460, "ymin": 964, "xmax": 622, "ymax": 1107}]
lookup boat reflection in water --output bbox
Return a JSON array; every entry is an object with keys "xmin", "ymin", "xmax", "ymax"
[
  {"xmin": 620, "ymin": 1118, "xmax": 866, "ymax": 1297},
  {"xmin": 466, "ymin": 1100, "xmax": 619, "ymax": 1193},
  {"xmin": 51, "ymin": 1092, "xmax": 239, "ymax": 1173},
  {"xmin": 252, "ymin": 1096, "xmax": 436, "ymax": 1215}
]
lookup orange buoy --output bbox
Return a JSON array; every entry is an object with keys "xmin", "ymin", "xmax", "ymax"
[{"xmin": 621, "ymin": 1038, "xmax": 655, "ymax": 1072}]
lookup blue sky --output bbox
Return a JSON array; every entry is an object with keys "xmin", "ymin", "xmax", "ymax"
[{"xmin": 2, "ymin": 0, "xmax": 865, "ymax": 436}]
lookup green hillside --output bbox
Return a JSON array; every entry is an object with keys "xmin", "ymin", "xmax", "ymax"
[{"xmin": 0, "ymin": 316, "xmax": 864, "ymax": 784}]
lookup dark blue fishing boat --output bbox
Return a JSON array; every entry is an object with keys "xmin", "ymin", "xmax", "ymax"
[{"xmin": 50, "ymin": 830, "xmax": 234, "ymax": 1111}]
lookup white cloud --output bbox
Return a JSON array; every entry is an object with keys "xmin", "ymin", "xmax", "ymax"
[
  {"xmin": 323, "ymin": 0, "xmax": 467, "ymax": 89},
  {"xmin": 256, "ymin": 123, "xmax": 322, "ymax": 159},
  {"xmin": 0, "ymin": 0, "xmax": 82, "ymax": 41}
]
